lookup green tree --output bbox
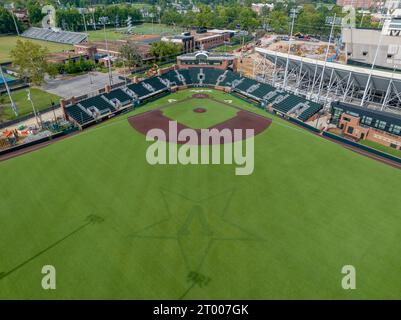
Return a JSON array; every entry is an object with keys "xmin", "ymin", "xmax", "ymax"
[
  {"xmin": 27, "ymin": 0, "xmax": 44, "ymax": 25},
  {"xmin": 120, "ymin": 41, "xmax": 143, "ymax": 69},
  {"xmin": 11, "ymin": 40, "xmax": 51, "ymax": 86},
  {"xmin": 150, "ymin": 41, "xmax": 182, "ymax": 62},
  {"xmin": 0, "ymin": 7, "xmax": 24, "ymax": 34},
  {"xmin": 195, "ymin": 5, "xmax": 214, "ymax": 28},
  {"xmin": 269, "ymin": 10, "xmax": 289, "ymax": 33}
]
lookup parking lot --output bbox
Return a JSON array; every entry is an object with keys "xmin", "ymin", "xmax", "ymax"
[{"xmin": 42, "ymin": 71, "xmax": 124, "ymax": 98}]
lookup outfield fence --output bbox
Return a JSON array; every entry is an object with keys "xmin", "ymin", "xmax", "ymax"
[
  {"xmin": 322, "ymin": 131, "xmax": 401, "ymax": 164},
  {"xmin": 0, "ymin": 126, "xmax": 78, "ymax": 157}
]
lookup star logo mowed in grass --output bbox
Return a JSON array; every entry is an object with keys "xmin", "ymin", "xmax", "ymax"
[{"xmin": 129, "ymin": 188, "xmax": 263, "ymax": 272}]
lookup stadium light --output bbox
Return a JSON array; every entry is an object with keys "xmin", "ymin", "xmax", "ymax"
[
  {"xmin": 283, "ymin": 8, "xmax": 298, "ymax": 89},
  {"xmin": 316, "ymin": 13, "xmax": 338, "ymax": 103},
  {"xmin": 100, "ymin": 16, "xmax": 114, "ymax": 86}
]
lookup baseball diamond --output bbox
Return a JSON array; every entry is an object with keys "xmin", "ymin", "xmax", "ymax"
[{"xmin": 1, "ymin": 85, "xmax": 401, "ymax": 299}]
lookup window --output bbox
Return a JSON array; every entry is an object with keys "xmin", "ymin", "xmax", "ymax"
[
  {"xmin": 362, "ymin": 51, "xmax": 368, "ymax": 56},
  {"xmin": 392, "ymin": 125, "xmax": 401, "ymax": 135},
  {"xmin": 390, "ymin": 143, "xmax": 397, "ymax": 149},
  {"xmin": 362, "ymin": 116, "xmax": 373, "ymax": 125},
  {"xmin": 347, "ymin": 126, "xmax": 354, "ymax": 134},
  {"xmin": 343, "ymin": 117, "xmax": 351, "ymax": 122},
  {"xmin": 378, "ymin": 121, "xmax": 387, "ymax": 130},
  {"xmin": 387, "ymin": 54, "xmax": 393, "ymax": 58}
]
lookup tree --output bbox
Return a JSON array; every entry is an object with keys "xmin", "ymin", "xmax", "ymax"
[
  {"xmin": 150, "ymin": 41, "xmax": 182, "ymax": 62},
  {"xmin": 195, "ymin": 5, "xmax": 214, "ymax": 28},
  {"xmin": 27, "ymin": 0, "xmax": 44, "ymax": 25},
  {"xmin": 120, "ymin": 41, "xmax": 144, "ymax": 69},
  {"xmin": 0, "ymin": 7, "xmax": 24, "ymax": 34},
  {"xmin": 11, "ymin": 40, "xmax": 51, "ymax": 86},
  {"xmin": 268, "ymin": 10, "xmax": 289, "ymax": 33}
]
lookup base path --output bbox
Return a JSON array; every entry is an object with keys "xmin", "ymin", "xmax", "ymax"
[{"xmin": 128, "ymin": 109, "xmax": 271, "ymax": 145}]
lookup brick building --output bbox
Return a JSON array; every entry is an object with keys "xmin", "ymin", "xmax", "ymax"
[
  {"xmin": 330, "ymin": 102, "xmax": 401, "ymax": 151},
  {"xmin": 74, "ymin": 40, "xmax": 154, "ymax": 63},
  {"xmin": 336, "ymin": 0, "xmax": 380, "ymax": 9},
  {"xmin": 177, "ymin": 51, "xmax": 236, "ymax": 70}
]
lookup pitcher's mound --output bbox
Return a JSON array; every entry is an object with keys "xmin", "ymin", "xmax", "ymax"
[{"xmin": 193, "ymin": 108, "xmax": 207, "ymax": 113}]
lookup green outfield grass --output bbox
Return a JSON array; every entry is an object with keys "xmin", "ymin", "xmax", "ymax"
[
  {"xmin": 0, "ymin": 88, "xmax": 60, "ymax": 122},
  {"xmin": 0, "ymin": 36, "xmax": 72, "ymax": 63},
  {"xmin": 87, "ymin": 23, "xmax": 184, "ymax": 42},
  {"xmin": 1, "ymin": 89, "xmax": 401, "ymax": 299},
  {"xmin": 359, "ymin": 139, "xmax": 401, "ymax": 158}
]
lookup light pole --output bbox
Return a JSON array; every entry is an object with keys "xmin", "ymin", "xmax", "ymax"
[
  {"xmin": 100, "ymin": 16, "xmax": 113, "ymax": 86},
  {"xmin": 27, "ymin": 89, "xmax": 41, "ymax": 128},
  {"xmin": 283, "ymin": 8, "xmax": 298, "ymax": 89},
  {"xmin": 317, "ymin": 14, "xmax": 338, "ymax": 103}
]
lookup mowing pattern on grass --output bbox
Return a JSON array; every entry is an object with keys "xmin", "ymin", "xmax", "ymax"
[{"xmin": 1, "ymin": 89, "xmax": 401, "ymax": 299}]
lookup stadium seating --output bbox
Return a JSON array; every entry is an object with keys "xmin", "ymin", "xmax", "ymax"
[
  {"xmin": 64, "ymin": 67, "xmax": 322, "ymax": 126},
  {"xmin": 202, "ymin": 68, "xmax": 225, "ymax": 86},
  {"xmin": 176, "ymin": 69, "xmax": 192, "ymax": 86},
  {"xmin": 234, "ymin": 78, "xmax": 259, "ymax": 92},
  {"xmin": 65, "ymin": 104, "xmax": 94, "ymax": 125},
  {"xmin": 127, "ymin": 83, "xmax": 152, "ymax": 98},
  {"xmin": 143, "ymin": 77, "xmax": 168, "ymax": 92},
  {"xmin": 216, "ymin": 70, "xmax": 241, "ymax": 87},
  {"xmin": 80, "ymin": 95, "xmax": 115, "ymax": 114},
  {"xmin": 250, "ymin": 83, "xmax": 275, "ymax": 100},
  {"xmin": 274, "ymin": 95, "xmax": 306, "ymax": 114},
  {"xmin": 22, "ymin": 27, "xmax": 88, "ymax": 45},
  {"xmin": 297, "ymin": 102, "xmax": 323, "ymax": 122},
  {"xmin": 103, "ymin": 89, "xmax": 132, "ymax": 106}
]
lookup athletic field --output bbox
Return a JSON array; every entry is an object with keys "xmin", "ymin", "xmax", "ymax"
[
  {"xmin": 1, "ymin": 89, "xmax": 401, "ymax": 299},
  {"xmin": 0, "ymin": 36, "xmax": 71, "ymax": 63},
  {"xmin": 87, "ymin": 23, "xmax": 185, "ymax": 42},
  {"xmin": 0, "ymin": 88, "xmax": 60, "ymax": 122}
]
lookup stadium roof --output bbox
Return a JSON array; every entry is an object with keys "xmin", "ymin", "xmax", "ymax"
[
  {"xmin": 21, "ymin": 27, "xmax": 88, "ymax": 45},
  {"xmin": 256, "ymin": 47, "xmax": 401, "ymax": 93},
  {"xmin": 178, "ymin": 50, "xmax": 235, "ymax": 61}
]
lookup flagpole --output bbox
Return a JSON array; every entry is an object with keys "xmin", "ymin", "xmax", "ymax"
[
  {"xmin": 27, "ymin": 89, "xmax": 40, "ymax": 128},
  {"xmin": 0, "ymin": 67, "xmax": 18, "ymax": 117}
]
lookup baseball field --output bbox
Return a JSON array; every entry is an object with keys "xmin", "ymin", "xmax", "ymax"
[{"xmin": 1, "ymin": 88, "xmax": 401, "ymax": 299}]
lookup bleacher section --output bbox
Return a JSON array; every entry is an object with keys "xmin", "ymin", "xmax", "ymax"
[
  {"xmin": 64, "ymin": 67, "xmax": 323, "ymax": 126},
  {"xmin": 80, "ymin": 95, "xmax": 115, "ymax": 114},
  {"xmin": 65, "ymin": 104, "xmax": 94, "ymax": 125},
  {"xmin": 175, "ymin": 69, "xmax": 192, "ymax": 85},
  {"xmin": 143, "ymin": 77, "xmax": 168, "ymax": 92},
  {"xmin": 274, "ymin": 95, "xmax": 306, "ymax": 114},
  {"xmin": 103, "ymin": 89, "xmax": 132, "ymax": 106},
  {"xmin": 297, "ymin": 102, "xmax": 322, "ymax": 121},
  {"xmin": 217, "ymin": 70, "xmax": 241, "ymax": 87},
  {"xmin": 22, "ymin": 27, "xmax": 88, "ymax": 45}
]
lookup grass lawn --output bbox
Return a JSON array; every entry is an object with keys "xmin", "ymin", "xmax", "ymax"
[
  {"xmin": 0, "ymin": 88, "xmax": 60, "ymax": 122},
  {"xmin": 162, "ymin": 98, "xmax": 237, "ymax": 128},
  {"xmin": 1, "ymin": 89, "xmax": 401, "ymax": 299},
  {"xmin": 213, "ymin": 44, "xmax": 243, "ymax": 53},
  {"xmin": 87, "ymin": 23, "xmax": 184, "ymax": 42},
  {"xmin": 0, "ymin": 36, "xmax": 72, "ymax": 63},
  {"xmin": 359, "ymin": 139, "xmax": 401, "ymax": 158}
]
